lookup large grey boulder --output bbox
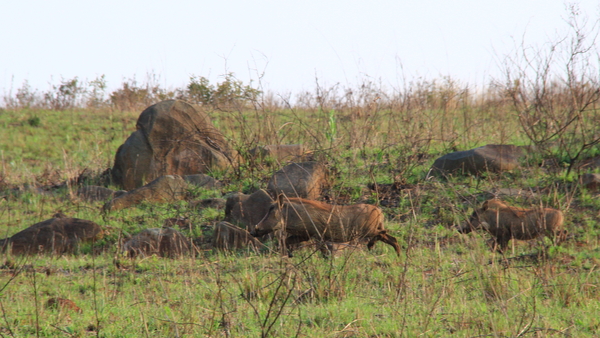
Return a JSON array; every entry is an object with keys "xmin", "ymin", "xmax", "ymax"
[
  {"xmin": 1, "ymin": 218, "xmax": 104, "ymax": 255},
  {"xmin": 267, "ymin": 161, "xmax": 330, "ymax": 200},
  {"xmin": 103, "ymin": 175, "xmax": 188, "ymax": 212},
  {"xmin": 430, "ymin": 144, "xmax": 524, "ymax": 176},
  {"xmin": 224, "ymin": 189, "xmax": 274, "ymax": 232},
  {"xmin": 112, "ymin": 100, "xmax": 235, "ymax": 190}
]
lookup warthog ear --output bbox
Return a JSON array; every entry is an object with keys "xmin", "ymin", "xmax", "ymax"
[{"xmin": 481, "ymin": 200, "xmax": 489, "ymax": 211}]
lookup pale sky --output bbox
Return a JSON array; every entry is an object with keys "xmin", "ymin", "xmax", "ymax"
[{"xmin": 1, "ymin": 0, "xmax": 599, "ymax": 97}]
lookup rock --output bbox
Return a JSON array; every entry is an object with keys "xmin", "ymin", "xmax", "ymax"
[
  {"xmin": 103, "ymin": 175, "xmax": 189, "ymax": 212},
  {"xmin": 183, "ymin": 174, "xmax": 222, "ymax": 189},
  {"xmin": 189, "ymin": 198, "xmax": 226, "ymax": 210},
  {"xmin": 430, "ymin": 144, "xmax": 524, "ymax": 176},
  {"xmin": 211, "ymin": 221, "xmax": 263, "ymax": 252},
  {"xmin": 224, "ymin": 189, "xmax": 274, "ymax": 232},
  {"xmin": 580, "ymin": 173, "xmax": 600, "ymax": 191},
  {"xmin": 123, "ymin": 227, "xmax": 192, "ymax": 258},
  {"xmin": 112, "ymin": 100, "xmax": 235, "ymax": 190},
  {"xmin": 267, "ymin": 161, "xmax": 330, "ymax": 200},
  {"xmin": 75, "ymin": 186, "xmax": 118, "ymax": 202},
  {"xmin": 1, "ymin": 218, "xmax": 104, "ymax": 255},
  {"xmin": 249, "ymin": 144, "xmax": 310, "ymax": 163}
]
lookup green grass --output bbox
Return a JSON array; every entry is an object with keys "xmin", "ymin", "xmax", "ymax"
[
  {"xmin": 1, "ymin": 239, "xmax": 598, "ymax": 336},
  {"xmin": 0, "ymin": 109, "xmax": 137, "ymax": 184},
  {"xmin": 0, "ymin": 104, "xmax": 599, "ymax": 337}
]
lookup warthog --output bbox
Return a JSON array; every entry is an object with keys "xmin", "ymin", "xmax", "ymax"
[
  {"xmin": 212, "ymin": 221, "xmax": 264, "ymax": 252},
  {"xmin": 457, "ymin": 199, "xmax": 567, "ymax": 252},
  {"xmin": 250, "ymin": 198, "xmax": 400, "ymax": 257}
]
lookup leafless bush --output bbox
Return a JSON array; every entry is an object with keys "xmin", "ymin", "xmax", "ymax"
[
  {"xmin": 3, "ymin": 76, "xmax": 109, "ymax": 111},
  {"xmin": 499, "ymin": 5, "xmax": 600, "ymax": 174},
  {"xmin": 85, "ymin": 75, "xmax": 109, "ymax": 110},
  {"xmin": 43, "ymin": 77, "xmax": 85, "ymax": 110},
  {"xmin": 3, "ymin": 80, "xmax": 42, "ymax": 110}
]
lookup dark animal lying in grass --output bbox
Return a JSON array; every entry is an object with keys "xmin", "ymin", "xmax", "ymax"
[
  {"xmin": 250, "ymin": 197, "xmax": 400, "ymax": 257},
  {"xmin": 457, "ymin": 199, "xmax": 567, "ymax": 252}
]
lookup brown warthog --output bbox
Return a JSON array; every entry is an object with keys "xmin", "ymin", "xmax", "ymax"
[
  {"xmin": 457, "ymin": 199, "xmax": 566, "ymax": 252},
  {"xmin": 250, "ymin": 198, "xmax": 400, "ymax": 257}
]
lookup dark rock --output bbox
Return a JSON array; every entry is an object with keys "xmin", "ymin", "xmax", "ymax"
[
  {"xmin": 267, "ymin": 161, "xmax": 330, "ymax": 200},
  {"xmin": 2, "ymin": 218, "xmax": 104, "ymax": 255},
  {"xmin": 430, "ymin": 144, "xmax": 524, "ymax": 176}
]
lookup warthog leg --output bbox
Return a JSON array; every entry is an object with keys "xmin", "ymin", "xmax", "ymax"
[
  {"xmin": 285, "ymin": 234, "xmax": 310, "ymax": 258},
  {"xmin": 553, "ymin": 230, "xmax": 568, "ymax": 245},
  {"xmin": 487, "ymin": 236, "xmax": 510, "ymax": 253}
]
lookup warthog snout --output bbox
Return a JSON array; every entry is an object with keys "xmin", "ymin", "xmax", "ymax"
[
  {"xmin": 250, "ymin": 228, "xmax": 268, "ymax": 237},
  {"xmin": 455, "ymin": 223, "xmax": 469, "ymax": 234},
  {"xmin": 250, "ymin": 204, "xmax": 279, "ymax": 238}
]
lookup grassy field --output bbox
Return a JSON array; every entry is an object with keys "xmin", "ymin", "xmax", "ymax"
[
  {"xmin": 0, "ymin": 97, "xmax": 599, "ymax": 338},
  {"xmin": 2, "ymin": 14, "xmax": 600, "ymax": 335}
]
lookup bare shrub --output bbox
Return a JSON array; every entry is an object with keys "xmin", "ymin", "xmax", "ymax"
[
  {"xmin": 3, "ymin": 76, "xmax": 109, "ymax": 111},
  {"xmin": 3, "ymin": 80, "xmax": 42, "ymax": 110},
  {"xmin": 85, "ymin": 75, "xmax": 109, "ymax": 110},
  {"xmin": 499, "ymin": 5, "xmax": 600, "ymax": 174},
  {"xmin": 43, "ymin": 77, "xmax": 86, "ymax": 110}
]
